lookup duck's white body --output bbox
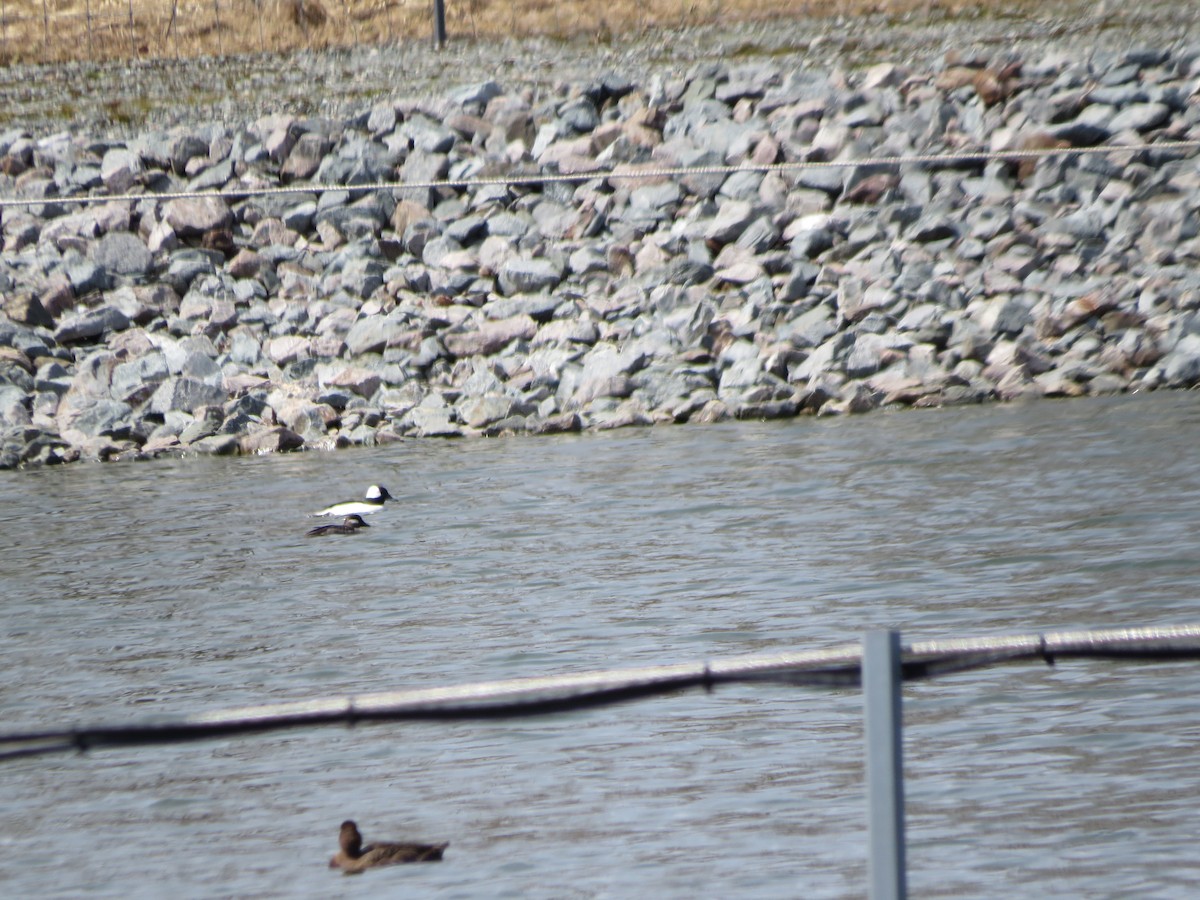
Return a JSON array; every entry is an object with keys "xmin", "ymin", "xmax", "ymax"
[{"xmin": 311, "ymin": 485, "xmax": 394, "ymax": 517}]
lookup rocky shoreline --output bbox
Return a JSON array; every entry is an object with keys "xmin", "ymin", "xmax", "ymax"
[{"xmin": 2, "ymin": 28, "xmax": 1200, "ymax": 468}]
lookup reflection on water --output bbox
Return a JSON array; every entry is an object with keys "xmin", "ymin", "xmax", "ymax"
[{"xmin": 2, "ymin": 393, "xmax": 1200, "ymax": 897}]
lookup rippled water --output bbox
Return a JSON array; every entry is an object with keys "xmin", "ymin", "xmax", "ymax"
[{"xmin": 2, "ymin": 392, "xmax": 1200, "ymax": 898}]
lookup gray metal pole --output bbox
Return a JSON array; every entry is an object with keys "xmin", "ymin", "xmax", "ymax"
[
  {"xmin": 433, "ymin": 0, "xmax": 446, "ymax": 48},
  {"xmin": 863, "ymin": 630, "xmax": 907, "ymax": 900}
]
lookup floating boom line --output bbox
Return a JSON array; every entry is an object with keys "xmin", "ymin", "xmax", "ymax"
[{"xmin": 4, "ymin": 625, "xmax": 1200, "ymax": 763}]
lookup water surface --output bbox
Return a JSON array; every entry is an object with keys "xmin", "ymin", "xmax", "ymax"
[{"xmin": 2, "ymin": 392, "xmax": 1199, "ymax": 897}]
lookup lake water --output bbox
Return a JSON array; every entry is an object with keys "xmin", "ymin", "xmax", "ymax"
[{"xmin": 2, "ymin": 392, "xmax": 1199, "ymax": 898}]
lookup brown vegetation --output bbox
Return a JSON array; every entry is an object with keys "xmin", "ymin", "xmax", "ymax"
[{"xmin": 0, "ymin": 0, "xmax": 1039, "ymax": 66}]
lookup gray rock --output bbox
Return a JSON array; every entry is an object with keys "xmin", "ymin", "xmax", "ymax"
[
  {"xmin": 629, "ymin": 181, "xmax": 683, "ymax": 212},
  {"xmin": 401, "ymin": 116, "xmax": 456, "ymax": 153},
  {"xmin": 64, "ymin": 396, "xmax": 131, "ymax": 438},
  {"xmin": 92, "ymin": 232, "xmax": 152, "ymax": 277},
  {"xmin": 54, "ymin": 305, "xmax": 131, "ymax": 343},
  {"xmin": 188, "ymin": 157, "xmax": 235, "ymax": 191},
  {"xmin": 1156, "ymin": 334, "xmax": 1200, "ymax": 385},
  {"xmin": 797, "ymin": 167, "xmax": 844, "ymax": 196},
  {"xmin": 192, "ymin": 433, "xmax": 240, "ymax": 455},
  {"xmin": 178, "ymin": 406, "xmax": 223, "ymax": 443},
  {"xmin": 111, "ymin": 353, "xmax": 170, "ymax": 404},
  {"xmin": 705, "ymin": 200, "xmax": 758, "ymax": 244},
  {"xmin": 844, "ymin": 334, "xmax": 892, "ymax": 378},
  {"xmin": 717, "ymin": 355, "xmax": 766, "ymax": 397},
  {"xmin": 665, "ymin": 259, "xmax": 715, "ymax": 286},
  {"xmin": 1108, "ymin": 101, "xmax": 1170, "ymax": 132},
  {"xmin": 485, "ymin": 211, "xmax": 532, "ymax": 240},
  {"xmin": 340, "ymin": 257, "xmax": 385, "ymax": 298},
  {"xmin": 397, "ymin": 149, "xmax": 449, "ymax": 207},
  {"xmin": 498, "ymin": 258, "xmax": 564, "ymax": 295},
  {"xmin": 737, "ymin": 217, "xmax": 779, "ymax": 254},
  {"xmin": 460, "ymin": 394, "xmax": 522, "ymax": 428},
  {"xmin": 367, "ymin": 102, "xmax": 398, "ymax": 135},
  {"xmin": 316, "ymin": 205, "xmax": 386, "ymax": 240},
  {"xmin": 537, "ymin": 318, "xmax": 598, "ymax": 345},
  {"xmin": 344, "ymin": 313, "xmax": 408, "ymax": 356},
  {"xmin": 487, "ymin": 293, "xmax": 561, "ymax": 322},
  {"xmin": 0, "ymin": 386, "xmax": 30, "ymax": 428},
  {"xmin": 66, "ymin": 260, "xmax": 110, "ymax": 296},
  {"xmin": 445, "ymin": 214, "xmax": 488, "ymax": 245},
  {"xmin": 978, "ymin": 297, "xmax": 1033, "ymax": 337},
  {"xmin": 272, "ymin": 396, "xmax": 330, "ymax": 438},
  {"xmin": 908, "ymin": 214, "xmax": 959, "ymax": 243},
  {"xmin": 266, "ymin": 335, "xmax": 311, "ymax": 366},
  {"xmin": 1052, "ymin": 118, "xmax": 1110, "ymax": 146},
  {"xmin": 781, "ymin": 304, "xmax": 837, "ymax": 348},
  {"xmin": 149, "ymin": 376, "xmax": 227, "ymax": 414},
  {"xmin": 282, "ymin": 132, "xmax": 334, "ymax": 180},
  {"xmin": 789, "ymin": 227, "xmax": 835, "ymax": 259},
  {"xmin": 559, "ymin": 96, "xmax": 600, "ymax": 133},
  {"xmin": 407, "ymin": 403, "xmax": 462, "ymax": 437},
  {"xmin": 100, "ymin": 147, "xmax": 142, "ymax": 191},
  {"xmin": 282, "ymin": 201, "xmax": 317, "ymax": 233},
  {"xmin": 452, "ymin": 80, "xmax": 503, "ymax": 109},
  {"xmin": 529, "ymin": 411, "xmax": 582, "ymax": 435},
  {"xmin": 579, "ymin": 344, "xmax": 648, "ymax": 384}
]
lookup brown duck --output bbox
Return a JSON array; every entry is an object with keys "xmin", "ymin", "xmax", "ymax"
[
  {"xmin": 305, "ymin": 514, "xmax": 370, "ymax": 538},
  {"xmin": 329, "ymin": 820, "xmax": 448, "ymax": 873}
]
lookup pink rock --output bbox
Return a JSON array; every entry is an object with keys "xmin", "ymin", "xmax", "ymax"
[
  {"xmin": 163, "ymin": 196, "xmax": 232, "ymax": 238},
  {"xmin": 227, "ymin": 248, "xmax": 263, "ymax": 279},
  {"xmin": 239, "ymin": 426, "xmax": 305, "ymax": 455},
  {"xmin": 266, "ymin": 335, "xmax": 311, "ymax": 366},
  {"xmin": 443, "ymin": 314, "xmax": 537, "ymax": 357},
  {"xmin": 327, "ymin": 366, "xmax": 382, "ymax": 399}
]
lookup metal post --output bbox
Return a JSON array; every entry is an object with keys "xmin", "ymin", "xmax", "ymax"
[
  {"xmin": 432, "ymin": 0, "xmax": 445, "ymax": 48},
  {"xmin": 863, "ymin": 630, "xmax": 907, "ymax": 900}
]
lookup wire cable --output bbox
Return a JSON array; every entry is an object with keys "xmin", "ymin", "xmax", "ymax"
[{"xmin": 2, "ymin": 140, "xmax": 1197, "ymax": 210}]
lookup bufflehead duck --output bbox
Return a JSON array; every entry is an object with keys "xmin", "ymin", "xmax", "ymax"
[
  {"xmin": 305, "ymin": 514, "xmax": 371, "ymax": 537},
  {"xmin": 329, "ymin": 820, "xmax": 448, "ymax": 873},
  {"xmin": 311, "ymin": 485, "xmax": 394, "ymax": 518}
]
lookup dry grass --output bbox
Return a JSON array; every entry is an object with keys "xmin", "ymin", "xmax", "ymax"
[{"xmin": 0, "ymin": 0, "xmax": 1041, "ymax": 66}]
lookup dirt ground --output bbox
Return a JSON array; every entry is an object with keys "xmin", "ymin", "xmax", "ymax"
[{"xmin": 0, "ymin": 0, "xmax": 1192, "ymax": 136}]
